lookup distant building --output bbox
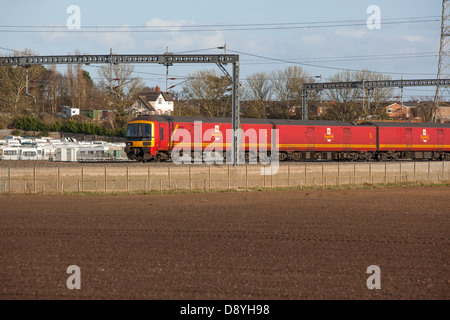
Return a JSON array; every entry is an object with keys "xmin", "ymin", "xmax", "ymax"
[
  {"xmin": 436, "ymin": 106, "xmax": 450, "ymax": 123},
  {"xmin": 81, "ymin": 109, "xmax": 116, "ymax": 123},
  {"xmin": 127, "ymin": 86, "xmax": 174, "ymax": 116},
  {"xmin": 61, "ymin": 106, "xmax": 80, "ymax": 118},
  {"xmin": 385, "ymin": 102, "xmax": 417, "ymax": 121}
]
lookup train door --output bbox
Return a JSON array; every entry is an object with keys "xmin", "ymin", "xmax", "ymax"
[
  {"xmin": 405, "ymin": 129, "xmax": 413, "ymax": 151},
  {"xmin": 306, "ymin": 127, "xmax": 315, "ymax": 151},
  {"xmin": 166, "ymin": 117, "xmax": 175, "ymax": 152},
  {"xmin": 343, "ymin": 128, "xmax": 351, "ymax": 151},
  {"xmin": 437, "ymin": 129, "xmax": 445, "ymax": 151},
  {"xmin": 159, "ymin": 124, "xmax": 168, "ymax": 150}
]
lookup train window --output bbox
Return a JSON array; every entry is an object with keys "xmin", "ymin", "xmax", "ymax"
[
  {"xmin": 160, "ymin": 127, "xmax": 164, "ymax": 140},
  {"xmin": 126, "ymin": 123, "xmax": 152, "ymax": 138}
]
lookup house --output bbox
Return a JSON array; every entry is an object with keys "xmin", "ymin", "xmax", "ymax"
[
  {"xmin": 436, "ymin": 106, "xmax": 450, "ymax": 123},
  {"xmin": 61, "ymin": 106, "xmax": 80, "ymax": 118},
  {"xmin": 385, "ymin": 102, "xmax": 417, "ymax": 121},
  {"xmin": 127, "ymin": 86, "xmax": 174, "ymax": 116}
]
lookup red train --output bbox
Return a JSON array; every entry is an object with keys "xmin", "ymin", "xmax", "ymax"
[{"xmin": 124, "ymin": 115, "xmax": 450, "ymax": 162}]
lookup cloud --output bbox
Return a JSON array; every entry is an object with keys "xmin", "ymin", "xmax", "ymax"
[
  {"xmin": 401, "ymin": 35, "xmax": 426, "ymax": 43},
  {"xmin": 301, "ymin": 34, "xmax": 327, "ymax": 45},
  {"xmin": 335, "ymin": 29, "xmax": 367, "ymax": 39},
  {"xmin": 144, "ymin": 18, "xmax": 191, "ymax": 31},
  {"xmin": 86, "ymin": 26, "xmax": 137, "ymax": 51},
  {"xmin": 142, "ymin": 18, "xmax": 225, "ymax": 52}
]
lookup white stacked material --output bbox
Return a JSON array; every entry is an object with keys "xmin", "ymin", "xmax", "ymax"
[{"xmin": 0, "ymin": 135, "xmax": 127, "ymax": 161}]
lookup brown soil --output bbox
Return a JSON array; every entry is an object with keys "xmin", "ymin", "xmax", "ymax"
[{"xmin": 0, "ymin": 186, "xmax": 448, "ymax": 300}]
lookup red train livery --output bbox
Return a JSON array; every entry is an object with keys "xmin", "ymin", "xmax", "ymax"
[{"xmin": 124, "ymin": 115, "xmax": 450, "ymax": 162}]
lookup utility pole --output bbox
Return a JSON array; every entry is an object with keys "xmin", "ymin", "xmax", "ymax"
[
  {"xmin": 434, "ymin": 0, "xmax": 450, "ymax": 123},
  {"xmin": 165, "ymin": 47, "xmax": 172, "ymax": 92},
  {"xmin": 109, "ymin": 48, "xmax": 113, "ymax": 95},
  {"xmin": 25, "ymin": 66, "xmax": 36, "ymax": 104}
]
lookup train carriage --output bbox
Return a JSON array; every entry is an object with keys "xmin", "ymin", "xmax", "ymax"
[
  {"xmin": 362, "ymin": 122, "xmax": 450, "ymax": 161},
  {"xmin": 272, "ymin": 120, "xmax": 377, "ymax": 161}
]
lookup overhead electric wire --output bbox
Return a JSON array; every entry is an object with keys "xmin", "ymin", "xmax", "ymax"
[
  {"xmin": 0, "ymin": 16, "xmax": 439, "ymax": 33},
  {"xmin": 240, "ymin": 52, "xmax": 438, "ymax": 65},
  {"xmin": 227, "ymin": 49, "xmax": 440, "ymax": 77}
]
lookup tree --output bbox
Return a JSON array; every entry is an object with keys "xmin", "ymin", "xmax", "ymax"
[
  {"xmin": 181, "ymin": 69, "xmax": 232, "ymax": 118},
  {"xmin": 243, "ymin": 72, "xmax": 272, "ymax": 118},
  {"xmin": 98, "ymin": 63, "xmax": 145, "ymax": 127},
  {"xmin": 324, "ymin": 70, "xmax": 393, "ymax": 122},
  {"xmin": 0, "ymin": 49, "xmax": 46, "ymax": 115},
  {"xmin": 268, "ymin": 66, "xmax": 310, "ymax": 119},
  {"xmin": 320, "ymin": 102, "xmax": 364, "ymax": 123},
  {"xmin": 65, "ymin": 52, "xmax": 94, "ymax": 109},
  {"xmin": 414, "ymin": 99, "xmax": 435, "ymax": 123}
]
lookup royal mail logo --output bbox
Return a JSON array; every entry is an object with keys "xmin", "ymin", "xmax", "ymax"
[
  {"xmin": 421, "ymin": 129, "xmax": 429, "ymax": 143},
  {"xmin": 324, "ymin": 128, "xmax": 334, "ymax": 142},
  {"xmin": 211, "ymin": 125, "xmax": 223, "ymax": 141}
]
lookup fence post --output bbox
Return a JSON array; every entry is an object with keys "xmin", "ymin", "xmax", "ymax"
[
  {"xmin": 127, "ymin": 167, "xmax": 129, "ymax": 193},
  {"xmin": 246, "ymin": 165, "xmax": 248, "ymax": 190},
  {"xmin": 271, "ymin": 165, "xmax": 273, "ymax": 189},
  {"xmin": 228, "ymin": 166, "xmax": 231, "ymax": 190},
  {"xmin": 33, "ymin": 166, "xmax": 36, "ymax": 194},
  {"xmin": 264, "ymin": 166, "xmax": 266, "ymax": 189},
  {"xmin": 104, "ymin": 167, "xmax": 107, "ymax": 193},
  {"xmin": 168, "ymin": 167, "xmax": 171, "ymax": 191},
  {"xmin": 209, "ymin": 166, "xmax": 212, "ymax": 191},
  {"xmin": 189, "ymin": 167, "xmax": 192, "ymax": 191},
  {"xmin": 288, "ymin": 165, "xmax": 291, "ymax": 188}
]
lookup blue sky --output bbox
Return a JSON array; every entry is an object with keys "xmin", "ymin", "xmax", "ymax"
[{"xmin": 0, "ymin": 0, "xmax": 445, "ymax": 99}]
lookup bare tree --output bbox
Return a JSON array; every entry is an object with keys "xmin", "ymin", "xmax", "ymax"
[
  {"xmin": 181, "ymin": 69, "xmax": 231, "ymax": 117},
  {"xmin": 0, "ymin": 49, "xmax": 46, "ymax": 115},
  {"xmin": 325, "ymin": 70, "xmax": 393, "ymax": 121},
  {"xmin": 412, "ymin": 98, "xmax": 435, "ymax": 123},
  {"xmin": 98, "ymin": 63, "xmax": 145, "ymax": 127},
  {"xmin": 243, "ymin": 72, "xmax": 272, "ymax": 118},
  {"xmin": 268, "ymin": 66, "xmax": 310, "ymax": 119}
]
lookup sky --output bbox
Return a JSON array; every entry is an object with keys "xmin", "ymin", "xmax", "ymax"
[{"xmin": 0, "ymin": 0, "xmax": 446, "ymax": 100}]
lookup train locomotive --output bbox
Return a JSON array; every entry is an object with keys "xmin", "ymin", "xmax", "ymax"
[{"xmin": 124, "ymin": 115, "xmax": 450, "ymax": 162}]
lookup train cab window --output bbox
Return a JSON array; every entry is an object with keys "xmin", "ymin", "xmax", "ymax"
[{"xmin": 126, "ymin": 123, "xmax": 152, "ymax": 139}]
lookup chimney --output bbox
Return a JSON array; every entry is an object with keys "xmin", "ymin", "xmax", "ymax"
[{"xmin": 155, "ymin": 86, "xmax": 160, "ymax": 92}]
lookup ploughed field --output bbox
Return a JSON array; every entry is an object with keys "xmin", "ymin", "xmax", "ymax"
[{"xmin": 0, "ymin": 186, "xmax": 448, "ymax": 300}]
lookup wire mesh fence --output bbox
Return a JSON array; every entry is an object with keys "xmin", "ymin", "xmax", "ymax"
[{"xmin": 1, "ymin": 162, "xmax": 449, "ymax": 194}]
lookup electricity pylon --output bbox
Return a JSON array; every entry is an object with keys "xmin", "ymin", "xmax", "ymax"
[{"xmin": 434, "ymin": 0, "xmax": 450, "ymax": 122}]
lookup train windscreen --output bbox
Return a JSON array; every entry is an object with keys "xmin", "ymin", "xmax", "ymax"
[{"xmin": 126, "ymin": 123, "xmax": 152, "ymax": 139}]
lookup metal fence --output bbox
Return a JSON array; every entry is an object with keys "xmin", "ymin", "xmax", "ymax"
[{"xmin": 0, "ymin": 162, "xmax": 449, "ymax": 194}]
